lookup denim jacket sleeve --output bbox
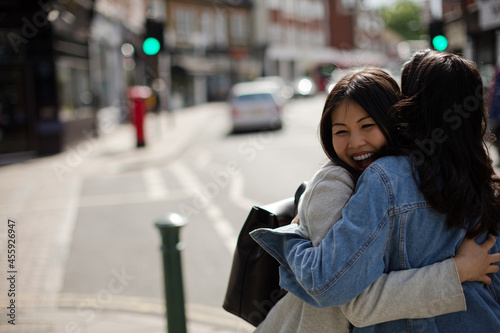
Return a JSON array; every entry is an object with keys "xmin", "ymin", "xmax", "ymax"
[{"xmin": 251, "ymin": 166, "xmax": 391, "ymax": 308}]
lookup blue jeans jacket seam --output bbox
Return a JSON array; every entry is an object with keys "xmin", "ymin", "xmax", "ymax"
[
  {"xmin": 399, "ymin": 213, "xmax": 407, "ymax": 269},
  {"xmin": 308, "ymin": 164, "xmax": 392, "ymax": 296},
  {"xmin": 311, "ymin": 213, "xmax": 390, "ymax": 296}
]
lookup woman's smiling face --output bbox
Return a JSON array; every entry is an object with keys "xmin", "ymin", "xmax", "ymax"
[{"xmin": 331, "ymin": 100, "xmax": 387, "ymax": 171}]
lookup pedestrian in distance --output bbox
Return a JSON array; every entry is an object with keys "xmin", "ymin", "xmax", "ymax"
[{"xmin": 253, "ymin": 66, "xmax": 500, "ymax": 332}]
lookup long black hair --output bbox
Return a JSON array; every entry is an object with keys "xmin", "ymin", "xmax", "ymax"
[
  {"xmin": 394, "ymin": 50, "xmax": 500, "ymax": 237},
  {"xmin": 319, "ymin": 68, "xmax": 401, "ymax": 179}
]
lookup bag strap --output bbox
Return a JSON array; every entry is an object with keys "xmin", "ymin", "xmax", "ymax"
[{"xmin": 293, "ymin": 181, "xmax": 307, "ymax": 216}]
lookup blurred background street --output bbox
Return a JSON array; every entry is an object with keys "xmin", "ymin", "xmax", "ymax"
[
  {"xmin": 0, "ymin": 95, "xmax": 330, "ymax": 332},
  {"xmin": 1, "ymin": 0, "xmax": 500, "ymax": 332}
]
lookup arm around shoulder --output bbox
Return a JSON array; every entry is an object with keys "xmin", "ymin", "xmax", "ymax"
[{"xmin": 340, "ymin": 258, "xmax": 465, "ymax": 327}]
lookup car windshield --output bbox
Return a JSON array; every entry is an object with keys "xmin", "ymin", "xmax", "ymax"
[{"xmin": 236, "ymin": 93, "xmax": 274, "ymax": 102}]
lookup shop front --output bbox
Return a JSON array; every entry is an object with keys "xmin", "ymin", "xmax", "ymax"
[{"xmin": 0, "ymin": 0, "xmax": 95, "ymax": 163}]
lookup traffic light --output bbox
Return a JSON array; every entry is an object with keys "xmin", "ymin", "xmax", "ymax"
[
  {"xmin": 429, "ymin": 20, "xmax": 448, "ymax": 52},
  {"xmin": 143, "ymin": 19, "xmax": 164, "ymax": 55},
  {"xmin": 432, "ymin": 35, "xmax": 448, "ymax": 52},
  {"xmin": 143, "ymin": 37, "xmax": 160, "ymax": 56}
]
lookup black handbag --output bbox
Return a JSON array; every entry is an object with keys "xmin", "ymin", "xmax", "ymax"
[{"xmin": 222, "ymin": 183, "xmax": 306, "ymax": 327}]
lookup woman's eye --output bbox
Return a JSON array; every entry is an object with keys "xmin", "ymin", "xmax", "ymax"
[
  {"xmin": 334, "ymin": 130, "xmax": 347, "ymax": 135},
  {"xmin": 362, "ymin": 124, "xmax": 375, "ymax": 129}
]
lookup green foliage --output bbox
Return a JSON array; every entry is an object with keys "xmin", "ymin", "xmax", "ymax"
[{"xmin": 380, "ymin": 0, "xmax": 424, "ymax": 40}]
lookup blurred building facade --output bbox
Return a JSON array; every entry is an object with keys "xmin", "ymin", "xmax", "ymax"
[
  {"xmin": 253, "ymin": 0, "xmax": 330, "ymax": 81},
  {"xmin": 0, "ymin": 0, "xmax": 95, "ymax": 161},
  {"xmin": 254, "ymin": 0, "xmax": 392, "ymax": 91},
  {"xmin": 164, "ymin": 0, "xmax": 256, "ymax": 107},
  {"xmin": 438, "ymin": 0, "xmax": 499, "ymax": 95},
  {"xmin": 90, "ymin": 0, "xmax": 149, "ymax": 119},
  {"xmin": 2, "ymin": 0, "xmax": 499, "ymax": 161}
]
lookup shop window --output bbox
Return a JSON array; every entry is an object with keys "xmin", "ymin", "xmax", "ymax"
[
  {"xmin": 56, "ymin": 59, "xmax": 93, "ymax": 122},
  {"xmin": 0, "ymin": 65, "xmax": 33, "ymax": 154}
]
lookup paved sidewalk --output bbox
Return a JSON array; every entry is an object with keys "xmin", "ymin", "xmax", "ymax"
[{"xmin": 0, "ymin": 103, "xmax": 254, "ymax": 332}]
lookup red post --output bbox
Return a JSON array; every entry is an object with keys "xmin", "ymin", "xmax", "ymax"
[
  {"xmin": 128, "ymin": 86, "xmax": 153, "ymax": 148},
  {"xmin": 132, "ymin": 98, "xmax": 146, "ymax": 147}
]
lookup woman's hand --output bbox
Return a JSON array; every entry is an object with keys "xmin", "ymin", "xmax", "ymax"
[
  {"xmin": 291, "ymin": 215, "xmax": 300, "ymax": 225},
  {"xmin": 454, "ymin": 236, "xmax": 500, "ymax": 285}
]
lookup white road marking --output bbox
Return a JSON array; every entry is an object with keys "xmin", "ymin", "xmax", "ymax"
[
  {"xmin": 205, "ymin": 205, "xmax": 237, "ymax": 254},
  {"xmin": 190, "ymin": 146, "xmax": 262, "ymax": 209},
  {"xmin": 193, "ymin": 146, "xmax": 212, "ymax": 169},
  {"xmin": 43, "ymin": 177, "xmax": 82, "ymax": 307},
  {"xmin": 79, "ymin": 190, "xmax": 190, "ymax": 208},
  {"xmin": 229, "ymin": 171, "xmax": 262, "ymax": 210},
  {"xmin": 142, "ymin": 167, "xmax": 169, "ymax": 200},
  {"xmin": 170, "ymin": 161, "xmax": 237, "ymax": 254}
]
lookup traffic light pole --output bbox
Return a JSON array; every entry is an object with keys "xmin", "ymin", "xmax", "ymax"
[{"xmin": 158, "ymin": 51, "xmax": 172, "ymax": 112}]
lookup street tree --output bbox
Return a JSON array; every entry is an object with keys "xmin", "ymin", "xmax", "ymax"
[{"xmin": 380, "ymin": 0, "xmax": 424, "ymax": 41}]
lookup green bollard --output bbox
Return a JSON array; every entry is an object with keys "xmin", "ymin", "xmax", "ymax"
[{"xmin": 155, "ymin": 213, "xmax": 188, "ymax": 333}]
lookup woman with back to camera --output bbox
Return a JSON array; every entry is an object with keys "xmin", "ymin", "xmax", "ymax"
[
  {"xmin": 251, "ymin": 50, "xmax": 500, "ymax": 332},
  {"xmin": 254, "ymin": 66, "xmax": 499, "ymax": 332}
]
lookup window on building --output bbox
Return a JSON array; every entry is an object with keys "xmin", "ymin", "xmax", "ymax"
[
  {"xmin": 230, "ymin": 11, "xmax": 249, "ymax": 45},
  {"xmin": 201, "ymin": 11, "xmax": 214, "ymax": 47},
  {"xmin": 283, "ymin": 0, "xmax": 295, "ymax": 17},
  {"xmin": 286, "ymin": 25, "xmax": 295, "ymax": 45},
  {"xmin": 0, "ymin": 64, "xmax": 32, "ymax": 154},
  {"xmin": 56, "ymin": 58, "xmax": 93, "ymax": 122},
  {"xmin": 269, "ymin": 23, "xmax": 281, "ymax": 44},
  {"xmin": 267, "ymin": 0, "xmax": 281, "ymax": 10},
  {"xmin": 175, "ymin": 6, "xmax": 196, "ymax": 42},
  {"xmin": 215, "ymin": 12, "xmax": 228, "ymax": 47}
]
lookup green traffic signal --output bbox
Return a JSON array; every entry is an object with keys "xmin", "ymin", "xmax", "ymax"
[
  {"xmin": 432, "ymin": 35, "xmax": 448, "ymax": 52},
  {"xmin": 143, "ymin": 37, "xmax": 160, "ymax": 55}
]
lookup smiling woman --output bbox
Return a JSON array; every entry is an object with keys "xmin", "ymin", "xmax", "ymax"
[
  {"xmin": 319, "ymin": 68, "xmax": 401, "ymax": 179},
  {"xmin": 331, "ymin": 100, "xmax": 387, "ymax": 171}
]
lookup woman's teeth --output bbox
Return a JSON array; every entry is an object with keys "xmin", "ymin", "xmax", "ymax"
[{"xmin": 353, "ymin": 152, "xmax": 374, "ymax": 161}]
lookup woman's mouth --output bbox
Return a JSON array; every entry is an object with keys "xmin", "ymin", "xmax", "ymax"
[{"xmin": 352, "ymin": 152, "xmax": 376, "ymax": 170}]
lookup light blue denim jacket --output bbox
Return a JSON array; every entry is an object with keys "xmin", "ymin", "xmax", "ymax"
[{"xmin": 251, "ymin": 156, "xmax": 500, "ymax": 332}]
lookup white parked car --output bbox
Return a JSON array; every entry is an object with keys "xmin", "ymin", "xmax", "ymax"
[
  {"xmin": 254, "ymin": 76, "xmax": 294, "ymax": 100},
  {"xmin": 229, "ymin": 81, "xmax": 283, "ymax": 132}
]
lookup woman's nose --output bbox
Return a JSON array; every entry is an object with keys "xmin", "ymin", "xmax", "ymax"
[{"xmin": 348, "ymin": 131, "xmax": 365, "ymax": 149}]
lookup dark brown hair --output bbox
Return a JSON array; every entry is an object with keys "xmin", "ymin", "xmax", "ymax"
[{"xmin": 394, "ymin": 50, "xmax": 500, "ymax": 237}]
